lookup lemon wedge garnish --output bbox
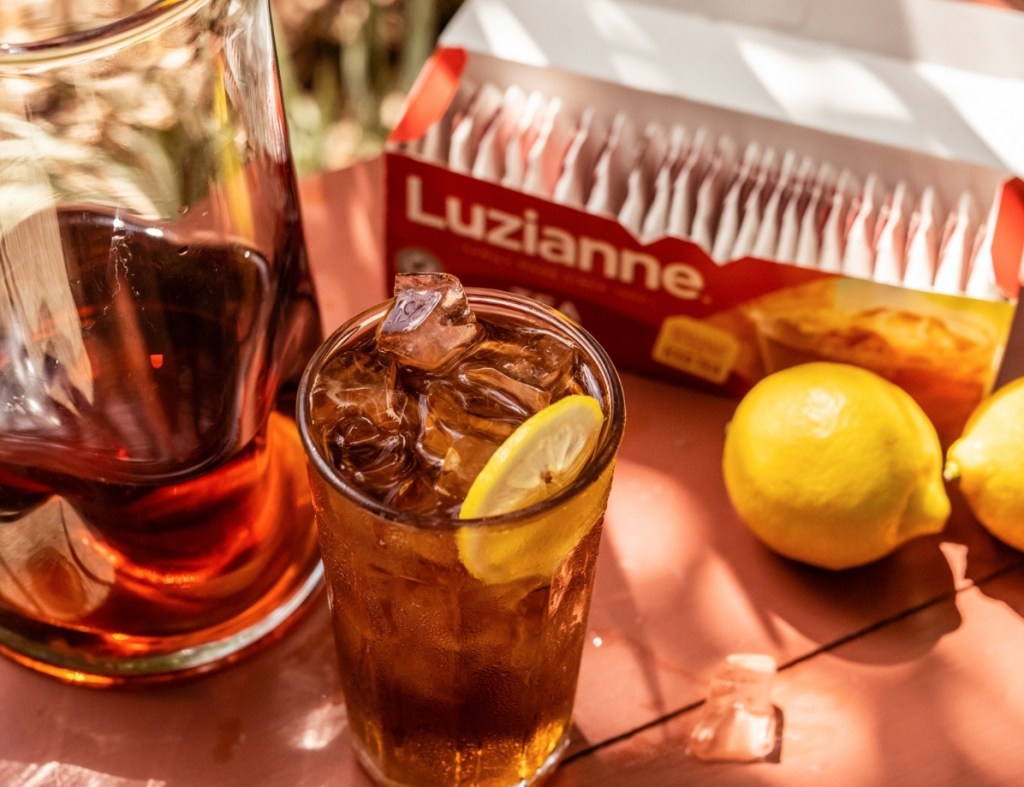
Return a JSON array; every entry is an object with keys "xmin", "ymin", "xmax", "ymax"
[
  {"xmin": 460, "ymin": 395, "xmax": 604, "ymax": 518},
  {"xmin": 457, "ymin": 394, "xmax": 606, "ymax": 583}
]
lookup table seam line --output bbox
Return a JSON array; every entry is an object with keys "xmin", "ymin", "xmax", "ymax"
[{"xmin": 564, "ymin": 558, "xmax": 1024, "ymax": 766}]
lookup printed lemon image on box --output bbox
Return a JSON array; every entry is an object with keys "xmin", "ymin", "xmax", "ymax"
[{"xmin": 747, "ymin": 278, "xmax": 1012, "ymax": 446}]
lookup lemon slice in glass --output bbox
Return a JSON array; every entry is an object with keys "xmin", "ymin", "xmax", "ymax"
[{"xmin": 457, "ymin": 394, "xmax": 605, "ymax": 583}]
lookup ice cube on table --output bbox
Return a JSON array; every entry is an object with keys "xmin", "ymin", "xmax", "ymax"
[
  {"xmin": 687, "ymin": 653, "xmax": 779, "ymax": 763},
  {"xmin": 377, "ymin": 273, "xmax": 482, "ymax": 370}
]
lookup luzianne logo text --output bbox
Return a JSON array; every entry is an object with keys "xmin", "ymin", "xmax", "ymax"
[{"xmin": 405, "ymin": 175, "xmax": 705, "ymax": 301}]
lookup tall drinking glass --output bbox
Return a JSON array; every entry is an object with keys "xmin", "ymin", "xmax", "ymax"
[
  {"xmin": 299, "ymin": 281, "xmax": 626, "ymax": 786},
  {"xmin": 0, "ymin": 0, "xmax": 324, "ymax": 684}
]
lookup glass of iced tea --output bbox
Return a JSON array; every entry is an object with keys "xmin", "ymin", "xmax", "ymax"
[
  {"xmin": 0, "ymin": 0, "xmax": 323, "ymax": 683},
  {"xmin": 299, "ymin": 274, "xmax": 626, "ymax": 786}
]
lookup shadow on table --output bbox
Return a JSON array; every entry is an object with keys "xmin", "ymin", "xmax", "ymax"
[
  {"xmin": 0, "ymin": 598, "xmax": 368, "ymax": 787},
  {"xmin": 951, "ymin": 485, "xmax": 1024, "ymax": 616},
  {"xmin": 735, "ymin": 534, "xmax": 963, "ymax": 667},
  {"xmin": 576, "ymin": 382, "xmax": 1024, "ymax": 774},
  {"xmin": 579, "ymin": 371, "xmax": 966, "ymax": 751}
]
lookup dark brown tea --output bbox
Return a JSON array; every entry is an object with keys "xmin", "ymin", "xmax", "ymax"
[
  {"xmin": 301, "ymin": 276, "xmax": 625, "ymax": 785},
  {"xmin": 0, "ymin": 207, "xmax": 322, "ymax": 681}
]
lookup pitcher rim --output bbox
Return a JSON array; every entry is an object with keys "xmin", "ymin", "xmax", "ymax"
[{"xmin": 0, "ymin": 0, "xmax": 209, "ymax": 61}]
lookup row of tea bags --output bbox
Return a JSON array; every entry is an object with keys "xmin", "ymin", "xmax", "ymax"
[{"xmin": 408, "ymin": 82, "xmax": 1004, "ymax": 302}]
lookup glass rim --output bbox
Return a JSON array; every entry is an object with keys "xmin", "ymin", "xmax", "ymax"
[
  {"xmin": 297, "ymin": 287, "xmax": 627, "ymax": 531},
  {"xmin": 0, "ymin": 0, "xmax": 205, "ymax": 60}
]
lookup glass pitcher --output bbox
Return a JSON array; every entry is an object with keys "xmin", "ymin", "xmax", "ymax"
[{"xmin": 0, "ymin": 0, "xmax": 324, "ymax": 684}]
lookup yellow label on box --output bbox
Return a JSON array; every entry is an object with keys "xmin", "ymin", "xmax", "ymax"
[{"xmin": 652, "ymin": 316, "xmax": 740, "ymax": 384}]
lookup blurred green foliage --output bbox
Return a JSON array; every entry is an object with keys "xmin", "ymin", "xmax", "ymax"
[{"xmin": 272, "ymin": 0, "xmax": 465, "ymax": 175}]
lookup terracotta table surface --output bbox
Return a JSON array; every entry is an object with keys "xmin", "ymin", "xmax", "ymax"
[{"xmin": 3, "ymin": 159, "xmax": 1024, "ymax": 787}]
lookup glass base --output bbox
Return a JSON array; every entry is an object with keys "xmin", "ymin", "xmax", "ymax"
[
  {"xmin": 352, "ymin": 730, "xmax": 571, "ymax": 787},
  {"xmin": 0, "ymin": 561, "xmax": 324, "ymax": 687}
]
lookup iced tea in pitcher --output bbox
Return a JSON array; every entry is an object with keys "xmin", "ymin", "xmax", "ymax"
[
  {"xmin": 0, "ymin": 0, "xmax": 324, "ymax": 682},
  {"xmin": 0, "ymin": 206, "xmax": 323, "ymax": 682},
  {"xmin": 299, "ymin": 274, "xmax": 625, "ymax": 786}
]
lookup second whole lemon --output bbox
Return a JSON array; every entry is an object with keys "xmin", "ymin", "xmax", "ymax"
[
  {"xmin": 945, "ymin": 377, "xmax": 1024, "ymax": 551},
  {"xmin": 722, "ymin": 362, "xmax": 950, "ymax": 570}
]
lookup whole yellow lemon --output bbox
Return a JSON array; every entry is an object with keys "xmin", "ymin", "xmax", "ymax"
[
  {"xmin": 723, "ymin": 362, "xmax": 950, "ymax": 569},
  {"xmin": 945, "ymin": 377, "xmax": 1024, "ymax": 550}
]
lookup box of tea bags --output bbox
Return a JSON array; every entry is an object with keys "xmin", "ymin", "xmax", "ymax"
[{"xmin": 383, "ymin": 0, "xmax": 1024, "ymax": 444}]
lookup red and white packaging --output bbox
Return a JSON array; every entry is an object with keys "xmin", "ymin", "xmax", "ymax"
[{"xmin": 384, "ymin": 0, "xmax": 1024, "ymax": 444}]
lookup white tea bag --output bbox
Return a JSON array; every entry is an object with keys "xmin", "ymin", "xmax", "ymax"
[
  {"xmin": 641, "ymin": 158, "xmax": 674, "ymax": 241},
  {"xmin": 418, "ymin": 117, "xmax": 447, "ymax": 163},
  {"xmin": 872, "ymin": 181, "xmax": 908, "ymax": 286},
  {"xmin": 522, "ymin": 97, "xmax": 573, "ymax": 199},
  {"xmin": 711, "ymin": 141, "xmax": 759, "ymax": 262},
  {"xmin": 806, "ymin": 163, "xmax": 847, "ymax": 272},
  {"xmin": 502, "ymin": 90, "xmax": 546, "ymax": 190},
  {"xmin": 774, "ymin": 156, "xmax": 815, "ymax": 264},
  {"xmin": 472, "ymin": 84, "xmax": 526, "ymax": 182},
  {"xmin": 586, "ymin": 112, "xmax": 637, "ymax": 217},
  {"xmin": 640, "ymin": 121, "xmax": 671, "ymax": 183},
  {"xmin": 964, "ymin": 196, "xmax": 1005, "ymax": 301},
  {"xmin": 902, "ymin": 186, "xmax": 939, "ymax": 290},
  {"xmin": 640, "ymin": 124, "xmax": 686, "ymax": 241},
  {"xmin": 448, "ymin": 82, "xmax": 502, "ymax": 174},
  {"xmin": 795, "ymin": 163, "xmax": 837, "ymax": 269},
  {"xmin": 587, "ymin": 145, "xmax": 616, "ymax": 217},
  {"xmin": 732, "ymin": 147, "xmax": 775, "ymax": 259},
  {"xmin": 618, "ymin": 168, "xmax": 647, "ymax": 235},
  {"xmin": 841, "ymin": 173, "xmax": 880, "ymax": 279},
  {"xmin": 553, "ymin": 107, "xmax": 603, "ymax": 207},
  {"xmin": 691, "ymin": 136, "xmax": 737, "ymax": 253},
  {"xmin": 753, "ymin": 149, "xmax": 797, "ymax": 260},
  {"xmin": 786, "ymin": 158, "xmax": 827, "ymax": 266},
  {"xmin": 666, "ymin": 127, "xmax": 708, "ymax": 240},
  {"xmin": 619, "ymin": 122, "xmax": 669, "ymax": 235},
  {"xmin": 933, "ymin": 192, "xmax": 975, "ymax": 295}
]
